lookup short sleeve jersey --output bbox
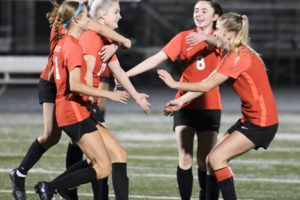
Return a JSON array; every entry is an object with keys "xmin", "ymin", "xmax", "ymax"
[
  {"xmin": 217, "ymin": 46, "xmax": 278, "ymax": 126},
  {"xmin": 53, "ymin": 35, "xmax": 90, "ymax": 127},
  {"xmin": 40, "ymin": 17, "xmax": 66, "ymax": 81},
  {"xmin": 162, "ymin": 28, "xmax": 222, "ymax": 110},
  {"xmin": 79, "ymin": 30, "xmax": 117, "ymax": 88}
]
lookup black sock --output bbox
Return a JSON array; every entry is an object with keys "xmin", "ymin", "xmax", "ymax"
[
  {"xmin": 18, "ymin": 139, "xmax": 47, "ymax": 175},
  {"xmin": 205, "ymin": 175, "xmax": 220, "ymax": 200},
  {"xmin": 55, "ymin": 160, "xmax": 89, "ymax": 181},
  {"xmin": 198, "ymin": 169, "xmax": 206, "ymax": 200},
  {"xmin": 218, "ymin": 177, "xmax": 237, "ymax": 200},
  {"xmin": 177, "ymin": 166, "xmax": 193, "ymax": 200},
  {"xmin": 66, "ymin": 143, "xmax": 83, "ymax": 168},
  {"xmin": 92, "ymin": 177, "xmax": 109, "ymax": 200},
  {"xmin": 48, "ymin": 166, "xmax": 97, "ymax": 193},
  {"xmin": 112, "ymin": 163, "xmax": 129, "ymax": 200}
]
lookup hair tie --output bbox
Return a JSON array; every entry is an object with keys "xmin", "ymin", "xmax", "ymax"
[{"xmin": 63, "ymin": 3, "xmax": 83, "ymax": 28}]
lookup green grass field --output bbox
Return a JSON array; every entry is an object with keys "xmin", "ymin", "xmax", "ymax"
[{"xmin": 0, "ymin": 111, "xmax": 300, "ymax": 200}]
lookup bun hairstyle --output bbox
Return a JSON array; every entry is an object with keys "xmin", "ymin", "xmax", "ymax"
[
  {"xmin": 89, "ymin": 0, "xmax": 118, "ymax": 19},
  {"xmin": 54, "ymin": 1, "xmax": 84, "ymax": 39},
  {"xmin": 196, "ymin": 0, "xmax": 224, "ymax": 29}
]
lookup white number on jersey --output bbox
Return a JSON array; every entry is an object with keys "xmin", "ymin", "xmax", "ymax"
[
  {"xmin": 196, "ymin": 58, "xmax": 206, "ymax": 71},
  {"xmin": 54, "ymin": 56, "xmax": 60, "ymax": 80},
  {"xmin": 97, "ymin": 63, "xmax": 107, "ymax": 77}
]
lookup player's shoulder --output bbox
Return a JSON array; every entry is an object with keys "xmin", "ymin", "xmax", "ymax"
[
  {"xmin": 179, "ymin": 28, "xmax": 197, "ymax": 37},
  {"xmin": 80, "ymin": 30, "xmax": 99, "ymax": 38},
  {"xmin": 62, "ymin": 35, "xmax": 82, "ymax": 53}
]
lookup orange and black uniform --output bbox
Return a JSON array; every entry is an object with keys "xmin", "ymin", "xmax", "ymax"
[
  {"xmin": 53, "ymin": 35, "xmax": 97, "ymax": 141},
  {"xmin": 217, "ymin": 46, "xmax": 278, "ymax": 149},
  {"xmin": 162, "ymin": 28, "xmax": 222, "ymax": 131}
]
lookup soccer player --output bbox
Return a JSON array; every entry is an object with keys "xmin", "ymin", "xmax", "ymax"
[
  {"xmin": 123, "ymin": 1, "xmax": 223, "ymax": 199},
  {"xmin": 158, "ymin": 12, "xmax": 279, "ymax": 200},
  {"xmin": 9, "ymin": 0, "xmax": 132, "ymax": 199},
  {"xmin": 65, "ymin": 0, "xmax": 152, "ymax": 199},
  {"xmin": 32, "ymin": 1, "xmax": 135, "ymax": 199}
]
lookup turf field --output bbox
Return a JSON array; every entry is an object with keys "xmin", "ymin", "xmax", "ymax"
[{"xmin": 0, "ymin": 111, "xmax": 299, "ymax": 200}]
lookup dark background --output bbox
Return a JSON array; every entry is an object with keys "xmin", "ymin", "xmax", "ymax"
[{"xmin": 1, "ymin": 0, "xmax": 300, "ymax": 87}]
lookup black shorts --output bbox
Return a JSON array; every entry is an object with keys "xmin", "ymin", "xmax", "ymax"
[
  {"xmin": 61, "ymin": 115, "xmax": 98, "ymax": 142},
  {"xmin": 227, "ymin": 119, "xmax": 278, "ymax": 150},
  {"xmin": 88, "ymin": 102, "xmax": 105, "ymax": 123},
  {"xmin": 38, "ymin": 78, "xmax": 56, "ymax": 104},
  {"xmin": 173, "ymin": 109, "xmax": 221, "ymax": 132}
]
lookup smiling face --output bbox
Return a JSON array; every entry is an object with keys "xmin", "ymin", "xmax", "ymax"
[
  {"xmin": 193, "ymin": 1, "xmax": 217, "ymax": 32},
  {"xmin": 102, "ymin": 2, "xmax": 121, "ymax": 30},
  {"xmin": 215, "ymin": 20, "xmax": 230, "ymax": 49}
]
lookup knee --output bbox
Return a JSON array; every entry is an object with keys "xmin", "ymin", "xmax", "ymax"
[
  {"xmin": 111, "ymin": 146, "xmax": 127, "ymax": 163},
  {"xmin": 93, "ymin": 162, "xmax": 112, "ymax": 179},
  {"xmin": 206, "ymin": 151, "xmax": 226, "ymax": 170},
  {"xmin": 179, "ymin": 153, "xmax": 193, "ymax": 169},
  {"xmin": 38, "ymin": 129, "xmax": 61, "ymax": 148}
]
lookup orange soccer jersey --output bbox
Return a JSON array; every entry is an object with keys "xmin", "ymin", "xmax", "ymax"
[
  {"xmin": 162, "ymin": 28, "xmax": 222, "ymax": 110},
  {"xmin": 53, "ymin": 35, "xmax": 90, "ymax": 127},
  {"xmin": 40, "ymin": 16, "xmax": 66, "ymax": 81},
  {"xmin": 79, "ymin": 30, "xmax": 116, "ymax": 88},
  {"xmin": 217, "ymin": 46, "xmax": 278, "ymax": 126}
]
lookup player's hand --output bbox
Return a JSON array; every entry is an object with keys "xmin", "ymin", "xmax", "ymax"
[
  {"xmin": 163, "ymin": 99, "xmax": 182, "ymax": 116},
  {"xmin": 185, "ymin": 32, "xmax": 207, "ymax": 46},
  {"xmin": 157, "ymin": 69, "xmax": 177, "ymax": 89},
  {"xmin": 113, "ymin": 78, "xmax": 122, "ymax": 90},
  {"xmin": 134, "ymin": 93, "xmax": 151, "ymax": 114},
  {"xmin": 101, "ymin": 44, "xmax": 117, "ymax": 62},
  {"xmin": 121, "ymin": 38, "xmax": 131, "ymax": 49},
  {"xmin": 108, "ymin": 90, "xmax": 130, "ymax": 104}
]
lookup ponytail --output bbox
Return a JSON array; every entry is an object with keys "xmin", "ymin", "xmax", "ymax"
[
  {"xmin": 231, "ymin": 15, "xmax": 249, "ymax": 56},
  {"xmin": 46, "ymin": 0, "xmax": 61, "ymax": 27},
  {"xmin": 219, "ymin": 13, "xmax": 265, "ymax": 66},
  {"xmin": 54, "ymin": 18, "xmax": 64, "ymax": 39}
]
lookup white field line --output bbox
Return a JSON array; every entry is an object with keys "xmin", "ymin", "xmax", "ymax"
[
  {"xmin": 1, "ymin": 153, "xmax": 300, "ymax": 166},
  {"xmin": 0, "ymin": 132, "xmax": 300, "ymax": 143},
  {"xmin": 0, "ymin": 190, "xmax": 254, "ymax": 200},
  {"xmin": 0, "ymin": 168, "xmax": 299, "ymax": 184},
  {"xmin": 2, "ymin": 139, "xmax": 300, "ymax": 152}
]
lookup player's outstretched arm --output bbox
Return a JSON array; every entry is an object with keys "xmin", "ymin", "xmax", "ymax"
[
  {"xmin": 157, "ymin": 69, "xmax": 227, "ymax": 92},
  {"xmin": 109, "ymin": 60, "xmax": 151, "ymax": 114},
  {"xmin": 126, "ymin": 51, "xmax": 168, "ymax": 78}
]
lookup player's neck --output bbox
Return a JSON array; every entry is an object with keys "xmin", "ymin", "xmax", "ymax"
[{"xmin": 197, "ymin": 25, "xmax": 212, "ymax": 35}]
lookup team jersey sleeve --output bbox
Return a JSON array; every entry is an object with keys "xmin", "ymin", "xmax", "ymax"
[
  {"xmin": 64, "ymin": 39, "xmax": 84, "ymax": 72},
  {"xmin": 162, "ymin": 33, "xmax": 182, "ymax": 62},
  {"xmin": 79, "ymin": 31, "xmax": 101, "ymax": 58},
  {"xmin": 217, "ymin": 51, "xmax": 252, "ymax": 79}
]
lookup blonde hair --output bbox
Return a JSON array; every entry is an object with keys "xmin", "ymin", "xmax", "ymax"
[
  {"xmin": 89, "ymin": 0, "xmax": 118, "ymax": 19},
  {"xmin": 218, "ymin": 12, "xmax": 264, "ymax": 65}
]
